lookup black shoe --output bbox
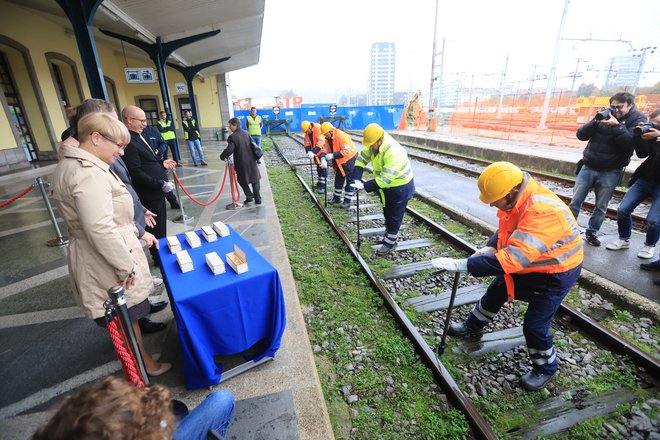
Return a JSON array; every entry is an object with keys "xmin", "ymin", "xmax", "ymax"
[
  {"xmin": 340, "ymin": 201, "xmax": 351, "ymax": 209},
  {"xmin": 194, "ymin": 163, "xmax": 198, "ymax": 167},
  {"xmin": 585, "ymin": 233, "xmax": 601, "ymax": 247},
  {"xmin": 520, "ymin": 370, "xmax": 555, "ymax": 391},
  {"xmin": 244, "ymin": 198, "xmax": 254, "ymax": 204},
  {"xmin": 201, "ymin": 161, "xmax": 208, "ymax": 166},
  {"xmin": 447, "ymin": 322, "xmax": 484, "ymax": 337},
  {"xmin": 149, "ymin": 300, "xmax": 169, "ymax": 314},
  {"xmin": 176, "ymin": 163, "xmax": 183, "ymax": 167},
  {"xmin": 328, "ymin": 196, "xmax": 341, "ymax": 205},
  {"xmin": 255, "ymin": 197, "xmax": 262, "ymax": 205},
  {"xmin": 655, "ymin": 279, "xmax": 660, "ymax": 286},
  {"xmin": 640, "ymin": 260, "xmax": 660, "ymax": 272},
  {"xmin": 374, "ymin": 243, "xmax": 394, "ymax": 256},
  {"xmin": 138, "ymin": 318, "xmax": 166, "ymax": 334}
]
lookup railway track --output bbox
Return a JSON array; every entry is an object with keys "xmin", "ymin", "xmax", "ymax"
[{"xmin": 270, "ymin": 134, "xmax": 659, "ymax": 439}]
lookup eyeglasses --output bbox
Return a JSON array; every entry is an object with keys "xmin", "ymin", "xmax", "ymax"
[
  {"xmin": 611, "ymin": 104, "xmax": 625, "ymax": 110},
  {"xmin": 99, "ymin": 133, "xmax": 125, "ymax": 149},
  {"xmin": 129, "ymin": 117, "xmax": 147, "ymax": 123}
]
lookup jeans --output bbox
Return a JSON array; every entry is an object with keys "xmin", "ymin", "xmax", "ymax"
[
  {"xmin": 617, "ymin": 178, "xmax": 660, "ymax": 246},
  {"xmin": 186, "ymin": 139, "xmax": 205, "ymax": 164},
  {"xmin": 465, "ymin": 266, "xmax": 581, "ymax": 374},
  {"xmin": 250, "ymin": 134, "xmax": 261, "ymax": 147},
  {"xmin": 568, "ymin": 165, "xmax": 623, "ymax": 235},
  {"xmin": 174, "ymin": 390, "xmax": 235, "ymax": 440},
  {"xmin": 166, "ymin": 139, "xmax": 181, "ymax": 161}
]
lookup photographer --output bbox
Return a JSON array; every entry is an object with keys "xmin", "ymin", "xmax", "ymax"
[
  {"xmin": 605, "ymin": 109, "xmax": 660, "ymax": 282},
  {"xmin": 569, "ymin": 92, "xmax": 646, "ymax": 246}
]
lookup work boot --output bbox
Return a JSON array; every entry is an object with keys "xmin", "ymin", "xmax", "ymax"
[
  {"xmin": 585, "ymin": 232, "xmax": 601, "ymax": 247},
  {"xmin": 447, "ymin": 322, "xmax": 484, "ymax": 337},
  {"xmin": 316, "ymin": 186, "xmax": 326, "ymax": 194},
  {"xmin": 374, "ymin": 243, "xmax": 394, "ymax": 256},
  {"xmin": 520, "ymin": 370, "xmax": 555, "ymax": 391},
  {"xmin": 328, "ymin": 196, "xmax": 341, "ymax": 205},
  {"xmin": 340, "ymin": 199, "xmax": 351, "ymax": 209},
  {"xmin": 640, "ymin": 259, "xmax": 660, "ymax": 272}
]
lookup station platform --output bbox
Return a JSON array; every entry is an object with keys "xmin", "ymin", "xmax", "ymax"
[
  {"xmin": 0, "ymin": 140, "xmax": 333, "ymax": 439},
  {"xmin": 393, "ymin": 129, "xmax": 659, "ymax": 304}
]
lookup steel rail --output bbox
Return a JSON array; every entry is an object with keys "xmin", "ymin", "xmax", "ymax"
[{"xmin": 271, "ymin": 136, "xmax": 499, "ymax": 440}]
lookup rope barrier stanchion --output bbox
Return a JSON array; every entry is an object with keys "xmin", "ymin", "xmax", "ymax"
[
  {"xmin": 0, "ymin": 184, "xmax": 33, "ymax": 208},
  {"xmin": 35, "ymin": 177, "xmax": 68, "ymax": 247},
  {"xmin": 107, "ymin": 285, "xmax": 149, "ymax": 385},
  {"xmin": 104, "ymin": 304, "xmax": 145, "ymax": 387},
  {"xmin": 172, "ymin": 161, "xmax": 232, "ymax": 207},
  {"xmin": 225, "ymin": 158, "xmax": 242, "ymax": 210},
  {"xmin": 170, "ymin": 169, "xmax": 194, "ymax": 224}
]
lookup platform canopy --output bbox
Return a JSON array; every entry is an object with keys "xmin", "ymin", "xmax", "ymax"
[{"xmin": 9, "ymin": 0, "xmax": 265, "ymax": 77}]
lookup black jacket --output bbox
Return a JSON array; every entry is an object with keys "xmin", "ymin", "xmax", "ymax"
[
  {"xmin": 630, "ymin": 136, "xmax": 660, "ymax": 185},
  {"xmin": 220, "ymin": 127, "xmax": 260, "ymax": 185},
  {"xmin": 123, "ymin": 130, "xmax": 168, "ymax": 202},
  {"xmin": 576, "ymin": 106, "xmax": 647, "ymax": 170},
  {"xmin": 142, "ymin": 125, "xmax": 168, "ymax": 158}
]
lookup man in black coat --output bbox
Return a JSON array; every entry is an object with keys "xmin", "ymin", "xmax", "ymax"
[
  {"xmin": 121, "ymin": 105, "xmax": 177, "ymax": 266},
  {"xmin": 143, "ymin": 124, "xmax": 181, "ymax": 209},
  {"xmin": 569, "ymin": 92, "xmax": 646, "ymax": 247},
  {"xmin": 220, "ymin": 118, "xmax": 261, "ymax": 204}
]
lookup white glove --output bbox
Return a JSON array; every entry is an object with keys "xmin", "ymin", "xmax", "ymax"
[
  {"xmin": 320, "ymin": 157, "xmax": 328, "ymax": 169},
  {"xmin": 161, "ymin": 181, "xmax": 175, "ymax": 193},
  {"xmin": 430, "ymin": 257, "xmax": 468, "ymax": 273},
  {"xmin": 350, "ymin": 180, "xmax": 364, "ymax": 190},
  {"xmin": 325, "ymin": 153, "xmax": 334, "ymax": 161},
  {"xmin": 471, "ymin": 246, "xmax": 496, "ymax": 257},
  {"xmin": 307, "ymin": 151, "xmax": 315, "ymax": 160}
]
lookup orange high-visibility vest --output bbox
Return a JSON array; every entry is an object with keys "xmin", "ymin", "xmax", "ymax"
[
  {"xmin": 304, "ymin": 122, "xmax": 327, "ymax": 164},
  {"xmin": 328, "ymin": 128, "xmax": 357, "ymax": 176},
  {"xmin": 495, "ymin": 174, "xmax": 583, "ymax": 301}
]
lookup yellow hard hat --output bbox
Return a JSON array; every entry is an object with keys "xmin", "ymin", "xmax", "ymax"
[
  {"xmin": 362, "ymin": 123, "xmax": 384, "ymax": 148},
  {"xmin": 301, "ymin": 121, "xmax": 310, "ymax": 132},
  {"xmin": 477, "ymin": 162, "xmax": 524, "ymax": 204},
  {"xmin": 321, "ymin": 122, "xmax": 334, "ymax": 135}
]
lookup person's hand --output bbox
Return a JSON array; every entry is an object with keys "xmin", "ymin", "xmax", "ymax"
[
  {"xmin": 163, "ymin": 159, "xmax": 177, "ymax": 169},
  {"xmin": 350, "ymin": 180, "xmax": 364, "ymax": 190},
  {"xmin": 162, "ymin": 181, "xmax": 175, "ymax": 193},
  {"xmin": 641, "ymin": 127, "xmax": 660, "ymax": 141},
  {"xmin": 325, "ymin": 153, "xmax": 334, "ymax": 161},
  {"xmin": 430, "ymin": 257, "xmax": 468, "ymax": 272},
  {"xmin": 307, "ymin": 151, "xmax": 315, "ymax": 160},
  {"xmin": 471, "ymin": 246, "xmax": 496, "ymax": 257},
  {"xmin": 600, "ymin": 116, "xmax": 620, "ymax": 126},
  {"xmin": 320, "ymin": 157, "xmax": 328, "ymax": 169},
  {"xmin": 144, "ymin": 210, "xmax": 157, "ymax": 228},
  {"xmin": 140, "ymin": 231, "xmax": 159, "ymax": 249}
]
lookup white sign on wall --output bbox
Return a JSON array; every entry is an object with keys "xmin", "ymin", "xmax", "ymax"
[
  {"xmin": 175, "ymin": 82, "xmax": 187, "ymax": 93},
  {"xmin": 125, "ymin": 67, "xmax": 156, "ymax": 83}
]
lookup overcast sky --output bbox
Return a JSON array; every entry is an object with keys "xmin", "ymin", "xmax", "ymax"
[{"xmin": 228, "ymin": 0, "xmax": 660, "ymax": 103}]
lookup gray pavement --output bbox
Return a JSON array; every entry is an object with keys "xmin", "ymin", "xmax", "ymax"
[{"xmin": 0, "ymin": 140, "xmax": 333, "ymax": 439}]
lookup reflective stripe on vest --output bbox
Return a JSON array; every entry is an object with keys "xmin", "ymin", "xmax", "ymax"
[
  {"xmin": 495, "ymin": 174, "xmax": 584, "ymax": 301},
  {"xmin": 247, "ymin": 115, "xmax": 262, "ymax": 135},
  {"xmin": 355, "ymin": 134, "xmax": 413, "ymax": 189},
  {"xmin": 330, "ymin": 129, "xmax": 357, "ymax": 164},
  {"xmin": 157, "ymin": 120, "xmax": 176, "ymax": 140}
]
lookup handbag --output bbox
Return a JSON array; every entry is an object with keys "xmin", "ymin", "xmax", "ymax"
[{"xmin": 250, "ymin": 139, "xmax": 263, "ymax": 160}]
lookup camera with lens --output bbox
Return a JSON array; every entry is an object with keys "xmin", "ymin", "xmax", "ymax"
[
  {"xmin": 633, "ymin": 121, "xmax": 660, "ymax": 136},
  {"xmin": 595, "ymin": 106, "xmax": 616, "ymax": 121}
]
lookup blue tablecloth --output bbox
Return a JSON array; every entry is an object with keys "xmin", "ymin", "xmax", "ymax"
[{"xmin": 157, "ymin": 225, "xmax": 286, "ymax": 389}]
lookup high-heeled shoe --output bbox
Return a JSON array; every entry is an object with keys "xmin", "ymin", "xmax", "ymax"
[{"xmin": 148, "ymin": 362, "xmax": 172, "ymax": 377}]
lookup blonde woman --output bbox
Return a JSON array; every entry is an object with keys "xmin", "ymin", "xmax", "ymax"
[{"xmin": 52, "ymin": 112, "xmax": 169, "ymax": 376}]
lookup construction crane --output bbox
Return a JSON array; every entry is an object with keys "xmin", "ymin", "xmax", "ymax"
[{"xmin": 403, "ymin": 90, "xmax": 424, "ymax": 129}]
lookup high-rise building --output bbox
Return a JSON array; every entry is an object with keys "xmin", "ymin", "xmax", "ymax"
[{"xmin": 369, "ymin": 42, "xmax": 395, "ymax": 105}]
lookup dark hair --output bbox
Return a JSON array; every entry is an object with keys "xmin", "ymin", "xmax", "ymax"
[
  {"xmin": 250, "ymin": 107, "xmax": 256, "ymax": 111},
  {"xmin": 610, "ymin": 92, "xmax": 635, "ymax": 105},
  {"xmin": 649, "ymin": 109, "xmax": 660, "ymax": 120},
  {"xmin": 74, "ymin": 99, "xmax": 116, "ymax": 131},
  {"xmin": 228, "ymin": 117, "xmax": 240, "ymax": 127},
  {"xmin": 32, "ymin": 376, "xmax": 175, "ymax": 440}
]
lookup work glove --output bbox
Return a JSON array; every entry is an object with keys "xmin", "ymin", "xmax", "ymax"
[
  {"xmin": 430, "ymin": 257, "xmax": 468, "ymax": 273},
  {"xmin": 350, "ymin": 180, "xmax": 364, "ymax": 190},
  {"xmin": 307, "ymin": 151, "xmax": 315, "ymax": 160},
  {"xmin": 320, "ymin": 157, "xmax": 328, "ymax": 169},
  {"xmin": 471, "ymin": 246, "xmax": 496, "ymax": 257},
  {"xmin": 325, "ymin": 153, "xmax": 334, "ymax": 161},
  {"xmin": 161, "ymin": 181, "xmax": 175, "ymax": 193}
]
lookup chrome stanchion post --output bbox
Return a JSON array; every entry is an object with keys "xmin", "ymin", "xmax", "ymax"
[
  {"xmin": 35, "ymin": 176, "xmax": 68, "ymax": 247},
  {"xmin": 171, "ymin": 169, "xmax": 194, "ymax": 224},
  {"xmin": 107, "ymin": 285, "xmax": 149, "ymax": 384},
  {"xmin": 225, "ymin": 157, "xmax": 243, "ymax": 210}
]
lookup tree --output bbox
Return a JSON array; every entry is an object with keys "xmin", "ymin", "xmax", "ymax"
[{"xmin": 576, "ymin": 83, "xmax": 596, "ymax": 97}]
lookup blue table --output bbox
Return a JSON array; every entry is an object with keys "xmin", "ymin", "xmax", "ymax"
[{"xmin": 158, "ymin": 225, "xmax": 286, "ymax": 389}]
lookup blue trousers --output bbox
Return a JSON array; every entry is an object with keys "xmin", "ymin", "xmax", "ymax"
[
  {"xmin": 382, "ymin": 179, "xmax": 415, "ymax": 237},
  {"xmin": 333, "ymin": 156, "xmax": 356, "ymax": 201},
  {"xmin": 617, "ymin": 178, "xmax": 659, "ymax": 246},
  {"xmin": 251, "ymin": 134, "xmax": 261, "ymax": 147},
  {"xmin": 174, "ymin": 390, "xmax": 235, "ymax": 440},
  {"xmin": 568, "ymin": 165, "xmax": 623, "ymax": 235},
  {"xmin": 186, "ymin": 139, "xmax": 205, "ymax": 164},
  {"xmin": 465, "ymin": 265, "xmax": 581, "ymax": 374}
]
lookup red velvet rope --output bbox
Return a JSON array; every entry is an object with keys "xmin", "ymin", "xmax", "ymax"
[
  {"xmin": 107, "ymin": 317, "xmax": 145, "ymax": 388},
  {"xmin": 172, "ymin": 162, "xmax": 240, "ymax": 206},
  {"xmin": 0, "ymin": 185, "xmax": 33, "ymax": 208}
]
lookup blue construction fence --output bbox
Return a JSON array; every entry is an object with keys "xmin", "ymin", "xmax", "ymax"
[{"xmin": 234, "ymin": 104, "xmax": 404, "ymax": 134}]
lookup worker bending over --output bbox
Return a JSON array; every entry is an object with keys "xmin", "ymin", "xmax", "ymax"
[
  {"xmin": 302, "ymin": 120, "xmax": 328, "ymax": 193},
  {"xmin": 321, "ymin": 122, "xmax": 357, "ymax": 208},
  {"xmin": 351, "ymin": 123, "xmax": 415, "ymax": 256},
  {"xmin": 432, "ymin": 162, "xmax": 583, "ymax": 391}
]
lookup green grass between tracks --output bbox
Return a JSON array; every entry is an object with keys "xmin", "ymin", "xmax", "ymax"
[{"xmin": 266, "ymin": 139, "xmax": 470, "ymax": 439}]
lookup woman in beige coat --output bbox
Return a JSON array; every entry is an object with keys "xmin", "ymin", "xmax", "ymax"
[{"xmin": 52, "ymin": 112, "xmax": 169, "ymax": 376}]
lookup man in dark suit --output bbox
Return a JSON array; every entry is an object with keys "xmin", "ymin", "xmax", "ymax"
[
  {"xmin": 143, "ymin": 124, "xmax": 181, "ymax": 209},
  {"xmin": 121, "ymin": 105, "xmax": 177, "ymax": 266}
]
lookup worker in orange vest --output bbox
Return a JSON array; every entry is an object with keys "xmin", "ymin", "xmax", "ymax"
[
  {"xmin": 320, "ymin": 122, "xmax": 357, "ymax": 208},
  {"xmin": 301, "ymin": 120, "xmax": 328, "ymax": 193},
  {"xmin": 432, "ymin": 162, "xmax": 583, "ymax": 391}
]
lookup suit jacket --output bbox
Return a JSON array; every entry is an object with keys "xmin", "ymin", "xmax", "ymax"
[
  {"xmin": 142, "ymin": 125, "xmax": 169, "ymax": 158},
  {"xmin": 110, "ymin": 157, "xmax": 147, "ymax": 237},
  {"xmin": 123, "ymin": 130, "xmax": 167, "ymax": 202}
]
